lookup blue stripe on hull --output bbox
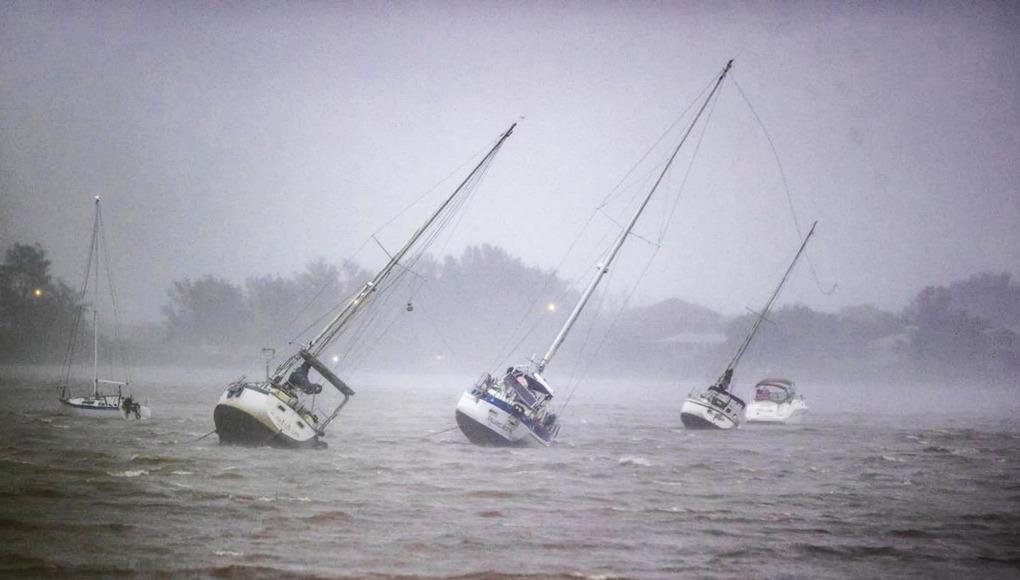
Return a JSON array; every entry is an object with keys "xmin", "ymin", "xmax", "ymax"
[{"xmin": 469, "ymin": 391, "xmax": 557, "ymax": 445}]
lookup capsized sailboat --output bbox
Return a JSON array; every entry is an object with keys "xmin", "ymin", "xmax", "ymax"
[
  {"xmin": 58, "ymin": 197, "xmax": 151, "ymax": 421},
  {"xmin": 680, "ymin": 222, "xmax": 817, "ymax": 430},
  {"xmin": 213, "ymin": 123, "xmax": 517, "ymax": 448},
  {"xmin": 455, "ymin": 60, "xmax": 735, "ymax": 447}
]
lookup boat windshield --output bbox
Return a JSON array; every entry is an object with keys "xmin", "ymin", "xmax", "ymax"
[{"xmin": 754, "ymin": 384, "xmax": 791, "ymax": 403}]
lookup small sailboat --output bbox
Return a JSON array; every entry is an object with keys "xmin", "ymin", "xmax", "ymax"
[
  {"xmin": 58, "ymin": 197, "xmax": 151, "ymax": 421},
  {"xmin": 455, "ymin": 60, "xmax": 736, "ymax": 447},
  {"xmin": 680, "ymin": 222, "xmax": 816, "ymax": 430},
  {"xmin": 745, "ymin": 378, "xmax": 807, "ymax": 424},
  {"xmin": 213, "ymin": 123, "xmax": 517, "ymax": 448}
]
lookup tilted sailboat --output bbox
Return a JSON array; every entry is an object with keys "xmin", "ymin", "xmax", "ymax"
[
  {"xmin": 213, "ymin": 123, "xmax": 517, "ymax": 448},
  {"xmin": 680, "ymin": 221, "xmax": 816, "ymax": 430},
  {"xmin": 455, "ymin": 60, "xmax": 735, "ymax": 447},
  {"xmin": 59, "ymin": 197, "xmax": 151, "ymax": 420}
]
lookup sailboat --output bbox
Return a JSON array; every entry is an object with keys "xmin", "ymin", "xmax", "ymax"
[
  {"xmin": 455, "ymin": 60, "xmax": 735, "ymax": 447},
  {"xmin": 213, "ymin": 123, "xmax": 517, "ymax": 448},
  {"xmin": 59, "ymin": 197, "xmax": 151, "ymax": 421},
  {"xmin": 680, "ymin": 222, "xmax": 816, "ymax": 430}
]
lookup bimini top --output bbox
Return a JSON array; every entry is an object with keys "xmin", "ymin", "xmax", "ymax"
[
  {"xmin": 753, "ymin": 378, "xmax": 796, "ymax": 403},
  {"xmin": 755, "ymin": 378, "xmax": 794, "ymax": 390}
]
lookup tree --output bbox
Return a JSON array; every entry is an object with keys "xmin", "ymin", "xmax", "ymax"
[
  {"xmin": 162, "ymin": 275, "xmax": 250, "ymax": 348},
  {"xmin": 0, "ymin": 243, "xmax": 79, "ymax": 361}
]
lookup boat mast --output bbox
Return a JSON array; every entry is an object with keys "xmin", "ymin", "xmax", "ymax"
[
  {"xmin": 92, "ymin": 307, "xmax": 99, "ymax": 398},
  {"xmin": 273, "ymin": 122, "xmax": 517, "ymax": 379},
  {"xmin": 717, "ymin": 221, "xmax": 817, "ymax": 389},
  {"xmin": 536, "ymin": 60, "xmax": 734, "ymax": 373},
  {"xmin": 92, "ymin": 197, "xmax": 101, "ymax": 398}
]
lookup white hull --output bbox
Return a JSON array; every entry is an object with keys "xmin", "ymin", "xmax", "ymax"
[
  {"xmin": 213, "ymin": 383, "xmax": 322, "ymax": 448},
  {"xmin": 455, "ymin": 391, "xmax": 533, "ymax": 446},
  {"xmin": 59, "ymin": 396, "xmax": 151, "ymax": 421},
  {"xmin": 745, "ymin": 399, "xmax": 807, "ymax": 424},
  {"xmin": 680, "ymin": 390, "xmax": 744, "ymax": 430},
  {"xmin": 455, "ymin": 384, "xmax": 560, "ymax": 446}
]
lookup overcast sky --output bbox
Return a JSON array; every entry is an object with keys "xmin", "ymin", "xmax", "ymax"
[{"xmin": 2, "ymin": 1, "xmax": 1018, "ymax": 323}]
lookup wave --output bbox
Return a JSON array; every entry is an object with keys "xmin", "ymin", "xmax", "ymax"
[
  {"xmin": 302, "ymin": 510, "xmax": 354, "ymax": 524},
  {"xmin": 108, "ymin": 469, "xmax": 148, "ymax": 478},
  {"xmin": 617, "ymin": 456, "xmax": 651, "ymax": 467}
]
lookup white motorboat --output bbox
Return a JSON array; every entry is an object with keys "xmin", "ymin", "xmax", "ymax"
[
  {"xmin": 214, "ymin": 123, "xmax": 517, "ymax": 448},
  {"xmin": 456, "ymin": 60, "xmax": 737, "ymax": 447},
  {"xmin": 681, "ymin": 223, "xmax": 817, "ymax": 430},
  {"xmin": 58, "ymin": 197, "xmax": 151, "ymax": 421},
  {"xmin": 744, "ymin": 378, "xmax": 807, "ymax": 424}
]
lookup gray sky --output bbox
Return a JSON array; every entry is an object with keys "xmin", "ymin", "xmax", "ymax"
[{"xmin": 2, "ymin": 1, "xmax": 1018, "ymax": 322}]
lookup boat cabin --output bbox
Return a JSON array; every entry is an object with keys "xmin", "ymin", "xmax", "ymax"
[{"xmin": 753, "ymin": 378, "xmax": 796, "ymax": 404}]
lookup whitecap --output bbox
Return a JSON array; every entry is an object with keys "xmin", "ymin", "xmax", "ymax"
[
  {"xmin": 109, "ymin": 470, "xmax": 148, "ymax": 478},
  {"xmin": 214, "ymin": 550, "xmax": 243, "ymax": 557},
  {"xmin": 618, "ymin": 456, "xmax": 652, "ymax": 467}
]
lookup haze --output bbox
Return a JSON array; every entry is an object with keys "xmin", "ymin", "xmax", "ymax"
[{"xmin": 2, "ymin": 1, "xmax": 1018, "ymax": 323}]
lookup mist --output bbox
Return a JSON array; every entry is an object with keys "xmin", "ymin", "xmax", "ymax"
[
  {"xmin": 1, "ymin": 4, "xmax": 1019, "ymax": 578},
  {"xmin": 2, "ymin": 2, "xmax": 1018, "ymax": 324}
]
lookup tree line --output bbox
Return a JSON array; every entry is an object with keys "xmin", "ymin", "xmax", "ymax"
[{"xmin": 1, "ymin": 241, "xmax": 1017, "ymax": 384}]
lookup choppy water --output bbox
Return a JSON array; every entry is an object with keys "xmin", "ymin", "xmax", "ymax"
[{"xmin": 1, "ymin": 371, "xmax": 1017, "ymax": 578}]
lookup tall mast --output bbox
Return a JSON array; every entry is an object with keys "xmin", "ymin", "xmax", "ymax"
[
  {"xmin": 274, "ymin": 123, "xmax": 517, "ymax": 378},
  {"xmin": 717, "ymin": 221, "xmax": 817, "ymax": 388},
  {"xmin": 92, "ymin": 307, "xmax": 99, "ymax": 398},
  {"xmin": 537, "ymin": 60, "xmax": 733, "ymax": 372},
  {"xmin": 92, "ymin": 197, "xmax": 101, "ymax": 398}
]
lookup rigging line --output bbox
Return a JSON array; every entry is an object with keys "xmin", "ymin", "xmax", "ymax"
[
  {"xmin": 334, "ymin": 252, "xmax": 421, "ymax": 368},
  {"xmin": 484, "ymin": 210, "xmax": 600, "ymax": 370},
  {"xmin": 414, "ymin": 159, "xmax": 496, "ymax": 275},
  {"xmin": 282, "ymin": 137, "xmax": 497, "ymax": 343},
  {"xmin": 340, "ymin": 291, "xmax": 405, "ymax": 377},
  {"xmin": 369, "ymin": 136, "xmax": 499, "ymax": 238},
  {"xmin": 563, "ymin": 248, "xmax": 621, "ymax": 388},
  {"xmin": 659, "ymin": 74, "xmax": 725, "ymax": 244},
  {"xmin": 419, "ymin": 425, "xmax": 460, "ymax": 440},
  {"xmin": 595, "ymin": 208, "xmax": 661, "ymax": 248},
  {"xmin": 97, "ymin": 207, "xmax": 131, "ymax": 386},
  {"xmin": 283, "ymin": 249, "xmax": 371, "ymax": 343},
  {"xmin": 597, "ymin": 77, "xmax": 716, "ymax": 209},
  {"xmin": 310, "ymin": 131, "xmax": 513, "ymax": 356},
  {"xmin": 61, "ymin": 202, "xmax": 101, "ymax": 386},
  {"xmin": 730, "ymin": 74, "xmax": 836, "ymax": 296},
  {"xmin": 489, "ymin": 222, "xmax": 615, "ymax": 371},
  {"xmin": 412, "ymin": 295, "xmax": 458, "ymax": 357},
  {"xmin": 560, "ymin": 245, "xmax": 662, "ymax": 416}
]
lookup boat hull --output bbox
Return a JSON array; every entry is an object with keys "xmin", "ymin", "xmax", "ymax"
[
  {"xmin": 455, "ymin": 390, "xmax": 557, "ymax": 447},
  {"xmin": 213, "ymin": 384, "xmax": 322, "ymax": 448},
  {"xmin": 745, "ymin": 399, "xmax": 807, "ymax": 424},
  {"xmin": 59, "ymin": 396, "xmax": 150, "ymax": 420},
  {"xmin": 59, "ymin": 396, "xmax": 123, "ymax": 418},
  {"xmin": 680, "ymin": 395, "xmax": 741, "ymax": 430},
  {"xmin": 454, "ymin": 391, "xmax": 530, "ymax": 446}
]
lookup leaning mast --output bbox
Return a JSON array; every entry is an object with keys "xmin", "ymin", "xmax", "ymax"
[
  {"xmin": 716, "ymin": 221, "xmax": 817, "ymax": 388},
  {"xmin": 537, "ymin": 60, "xmax": 734, "ymax": 372},
  {"xmin": 272, "ymin": 122, "xmax": 517, "ymax": 382}
]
